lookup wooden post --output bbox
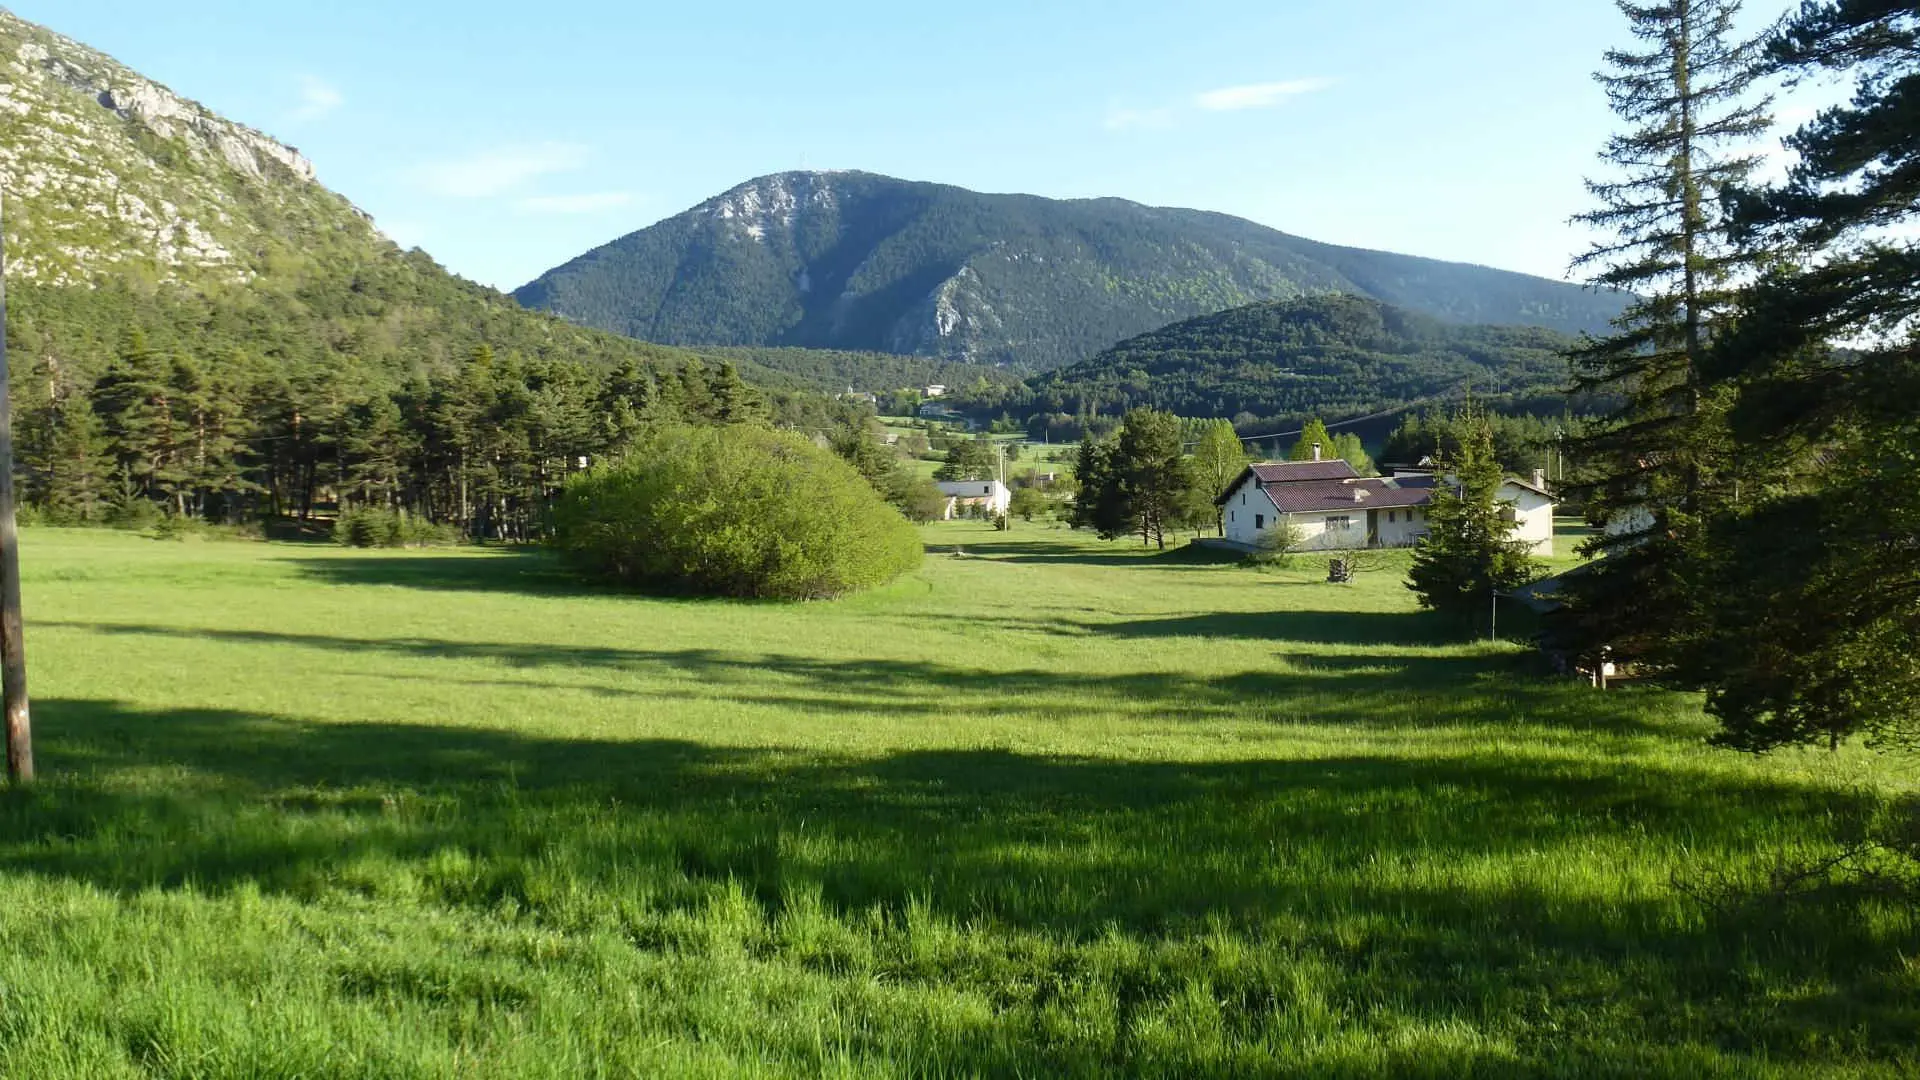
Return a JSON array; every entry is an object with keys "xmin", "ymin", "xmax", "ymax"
[{"xmin": 0, "ymin": 191, "xmax": 31, "ymax": 785}]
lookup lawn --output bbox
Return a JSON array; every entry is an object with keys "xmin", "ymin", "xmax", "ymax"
[{"xmin": 2, "ymin": 524, "xmax": 1915, "ymax": 1077}]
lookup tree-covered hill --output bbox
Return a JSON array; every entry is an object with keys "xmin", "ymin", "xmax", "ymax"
[
  {"xmin": 1027, "ymin": 294, "xmax": 1578, "ymax": 425},
  {"xmin": 514, "ymin": 171, "xmax": 1628, "ymax": 372}
]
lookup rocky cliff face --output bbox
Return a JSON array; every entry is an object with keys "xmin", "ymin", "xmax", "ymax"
[{"xmin": 0, "ymin": 7, "xmax": 370, "ymax": 285}]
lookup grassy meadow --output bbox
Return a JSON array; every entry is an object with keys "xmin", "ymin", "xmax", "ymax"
[{"xmin": 2, "ymin": 524, "xmax": 1915, "ymax": 1076}]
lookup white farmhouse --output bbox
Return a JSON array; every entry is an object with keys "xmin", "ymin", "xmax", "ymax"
[
  {"xmin": 937, "ymin": 479, "xmax": 1011, "ymax": 520},
  {"xmin": 1216, "ymin": 458, "xmax": 1557, "ymax": 555}
]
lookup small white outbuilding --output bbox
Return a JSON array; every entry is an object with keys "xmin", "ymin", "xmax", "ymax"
[{"xmin": 937, "ymin": 479, "xmax": 1011, "ymax": 520}]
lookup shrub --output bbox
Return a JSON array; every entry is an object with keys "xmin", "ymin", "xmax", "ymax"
[
  {"xmin": 1246, "ymin": 521, "xmax": 1306, "ymax": 570},
  {"xmin": 551, "ymin": 425, "xmax": 925, "ymax": 600},
  {"xmin": 335, "ymin": 507, "xmax": 460, "ymax": 548}
]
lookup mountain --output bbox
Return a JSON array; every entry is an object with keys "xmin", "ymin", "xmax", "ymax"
[
  {"xmin": 1028, "ymin": 294, "xmax": 1579, "ymax": 425},
  {"xmin": 515, "ymin": 171, "xmax": 1624, "ymax": 371},
  {"xmin": 0, "ymin": 7, "xmax": 713, "ymax": 391}
]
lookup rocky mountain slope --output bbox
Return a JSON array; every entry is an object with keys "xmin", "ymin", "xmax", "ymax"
[
  {"xmin": 0, "ymin": 8, "xmax": 359, "ymax": 285},
  {"xmin": 515, "ymin": 171, "xmax": 1625, "ymax": 371},
  {"xmin": 0, "ymin": 7, "xmax": 728, "ymax": 404}
]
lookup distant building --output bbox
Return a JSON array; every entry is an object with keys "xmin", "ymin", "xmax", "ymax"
[
  {"xmin": 1216, "ymin": 454, "xmax": 1557, "ymax": 555},
  {"xmin": 923, "ymin": 384, "xmax": 948, "ymax": 398},
  {"xmin": 936, "ymin": 480, "xmax": 1011, "ymax": 520}
]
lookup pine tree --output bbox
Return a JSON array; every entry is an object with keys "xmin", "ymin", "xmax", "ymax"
[
  {"xmin": 1114, "ymin": 408, "xmax": 1192, "ymax": 549},
  {"xmin": 1683, "ymin": 2, "xmax": 1920, "ymax": 750},
  {"xmin": 1553, "ymin": 0, "xmax": 1773, "ymax": 668},
  {"xmin": 1408, "ymin": 403, "xmax": 1539, "ymax": 619}
]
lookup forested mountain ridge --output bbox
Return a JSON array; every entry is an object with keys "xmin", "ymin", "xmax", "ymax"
[
  {"xmin": 1027, "ymin": 294, "xmax": 1579, "ymax": 425},
  {"xmin": 515, "ymin": 170, "xmax": 1627, "ymax": 371}
]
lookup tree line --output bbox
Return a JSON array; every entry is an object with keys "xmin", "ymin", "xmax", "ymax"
[{"xmin": 19, "ymin": 331, "xmax": 862, "ymax": 541}]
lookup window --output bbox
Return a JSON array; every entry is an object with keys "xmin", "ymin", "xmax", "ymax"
[
  {"xmin": 983, "ymin": 485, "xmax": 992, "ymax": 495},
  {"xmin": 1229, "ymin": 511, "xmax": 1236, "ymax": 524},
  {"xmin": 1240, "ymin": 493, "xmax": 1247, "ymax": 506},
  {"xmin": 1326, "ymin": 515, "xmax": 1352, "ymax": 531},
  {"xmin": 1388, "ymin": 511, "xmax": 1397, "ymax": 523},
  {"xmin": 1255, "ymin": 514, "xmax": 1265, "ymax": 530}
]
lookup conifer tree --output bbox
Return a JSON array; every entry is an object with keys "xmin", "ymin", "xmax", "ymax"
[
  {"xmin": 1554, "ymin": 0, "xmax": 1773, "ymax": 668},
  {"xmin": 1114, "ymin": 408, "xmax": 1192, "ymax": 549},
  {"xmin": 1684, "ymin": 2, "xmax": 1920, "ymax": 750},
  {"xmin": 1407, "ymin": 403, "xmax": 1538, "ymax": 619},
  {"xmin": 43, "ymin": 393, "xmax": 112, "ymax": 524}
]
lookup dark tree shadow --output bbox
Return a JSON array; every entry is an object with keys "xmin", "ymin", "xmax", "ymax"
[{"xmin": 4, "ymin": 696, "xmax": 1914, "ymax": 1069}]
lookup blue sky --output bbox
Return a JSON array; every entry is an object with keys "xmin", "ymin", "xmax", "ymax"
[{"xmin": 18, "ymin": 1, "xmax": 1799, "ymax": 292}]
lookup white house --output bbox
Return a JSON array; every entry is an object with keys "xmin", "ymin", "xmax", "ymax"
[
  {"xmin": 937, "ymin": 479, "xmax": 1011, "ymax": 520},
  {"xmin": 1217, "ymin": 458, "xmax": 1557, "ymax": 555}
]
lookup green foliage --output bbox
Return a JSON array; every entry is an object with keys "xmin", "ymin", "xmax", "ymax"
[
  {"xmin": 1551, "ymin": 0, "xmax": 1774, "ymax": 671},
  {"xmin": 1289, "ymin": 419, "xmax": 1336, "ymax": 462},
  {"xmin": 1028, "ymin": 295, "xmax": 1584, "ymax": 428},
  {"xmin": 1189, "ymin": 419, "xmax": 1251, "ymax": 534},
  {"xmin": 1407, "ymin": 404, "xmax": 1539, "ymax": 619},
  {"xmin": 1384, "ymin": 409, "xmax": 1574, "ymax": 476},
  {"xmin": 333, "ymin": 507, "xmax": 459, "ymax": 549},
  {"xmin": 1008, "ymin": 485, "xmax": 1047, "ymax": 523},
  {"xmin": 1675, "ymin": 2, "xmax": 1920, "ymax": 752},
  {"xmin": 1246, "ymin": 520, "xmax": 1307, "ymax": 570},
  {"xmin": 517, "ymin": 172, "xmax": 1627, "ymax": 372},
  {"xmin": 932, "ymin": 436, "xmax": 998, "ymax": 482},
  {"xmin": 551, "ymin": 425, "xmax": 924, "ymax": 599},
  {"xmin": 1073, "ymin": 409, "xmax": 1193, "ymax": 548}
]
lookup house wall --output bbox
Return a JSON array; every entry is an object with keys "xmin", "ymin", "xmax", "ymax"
[
  {"xmin": 1222, "ymin": 481, "xmax": 1269, "ymax": 547},
  {"xmin": 1501, "ymin": 485, "xmax": 1555, "ymax": 555},
  {"xmin": 1376, "ymin": 506, "xmax": 1429, "ymax": 548}
]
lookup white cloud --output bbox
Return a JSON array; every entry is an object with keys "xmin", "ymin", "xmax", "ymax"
[
  {"xmin": 407, "ymin": 142, "xmax": 593, "ymax": 199},
  {"xmin": 289, "ymin": 75, "xmax": 343, "ymax": 123},
  {"xmin": 1195, "ymin": 78, "xmax": 1333, "ymax": 112},
  {"xmin": 1104, "ymin": 106, "xmax": 1176, "ymax": 132},
  {"xmin": 519, "ymin": 191, "xmax": 638, "ymax": 214}
]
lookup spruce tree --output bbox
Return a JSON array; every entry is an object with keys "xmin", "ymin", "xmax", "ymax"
[
  {"xmin": 1553, "ymin": 0, "xmax": 1773, "ymax": 668},
  {"xmin": 43, "ymin": 393, "xmax": 112, "ymax": 523},
  {"xmin": 1684, "ymin": 2, "xmax": 1920, "ymax": 750},
  {"xmin": 1407, "ymin": 403, "xmax": 1539, "ymax": 620}
]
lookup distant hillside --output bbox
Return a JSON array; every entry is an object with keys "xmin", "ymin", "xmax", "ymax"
[
  {"xmin": 0, "ymin": 7, "xmax": 724, "ymax": 397},
  {"xmin": 1028, "ymin": 295, "xmax": 1578, "ymax": 424},
  {"xmin": 515, "ymin": 171, "xmax": 1627, "ymax": 371}
]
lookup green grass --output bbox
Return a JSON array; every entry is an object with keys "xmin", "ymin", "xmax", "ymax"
[{"xmin": 2, "ymin": 524, "xmax": 1915, "ymax": 1077}]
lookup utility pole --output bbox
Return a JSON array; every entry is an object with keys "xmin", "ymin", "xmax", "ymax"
[{"xmin": 0, "ymin": 191, "xmax": 31, "ymax": 785}]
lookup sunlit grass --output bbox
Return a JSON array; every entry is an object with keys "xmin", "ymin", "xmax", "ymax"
[{"xmin": 0, "ymin": 523, "xmax": 1913, "ymax": 1077}]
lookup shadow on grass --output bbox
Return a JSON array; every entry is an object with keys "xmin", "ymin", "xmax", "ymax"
[
  {"xmin": 37, "ymin": 618, "xmax": 1665, "ymax": 736},
  {"xmin": 287, "ymin": 547, "xmax": 599, "ymax": 597},
  {"xmin": 938, "ymin": 536, "xmax": 1242, "ymax": 569},
  {"xmin": 5, "ymin": 696, "xmax": 1916, "ymax": 1070}
]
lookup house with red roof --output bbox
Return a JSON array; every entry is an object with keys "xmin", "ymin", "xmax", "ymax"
[{"xmin": 1215, "ymin": 450, "xmax": 1557, "ymax": 555}]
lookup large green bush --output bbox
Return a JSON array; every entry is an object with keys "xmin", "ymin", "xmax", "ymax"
[{"xmin": 552, "ymin": 426, "xmax": 925, "ymax": 599}]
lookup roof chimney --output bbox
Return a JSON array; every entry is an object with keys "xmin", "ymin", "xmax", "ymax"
[
  {"xmin": 1312, "ymin": 442, "xmax": 1323, "ymax": 462},
  {"xmin": 1533, "ymin": 468, "xmax": 1548, "ymax": 490}
]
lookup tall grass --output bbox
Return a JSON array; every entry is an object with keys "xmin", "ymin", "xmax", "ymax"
[{"xmin": 0, "ymin": 525, "xmax": 1912, "ymax": 1077}]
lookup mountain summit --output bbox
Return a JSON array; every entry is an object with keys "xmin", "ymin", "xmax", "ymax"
[{"xmin": 515, "ymin": 170, "xmax": 1622, "ymax": 370}]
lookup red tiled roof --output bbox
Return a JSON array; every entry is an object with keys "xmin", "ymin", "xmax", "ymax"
[
  {"xmin": 1251, "ymin": 460, "xmax": 1359, "ymax": 483},
  {"xmin": 1261, "ymin": 479, "xmax": 1432, "ymax": 514}
]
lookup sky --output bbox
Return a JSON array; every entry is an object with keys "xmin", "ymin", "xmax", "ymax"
[{"xmin": 16, "ymin": 1, "xmax": 1809, "ymax": 292}]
